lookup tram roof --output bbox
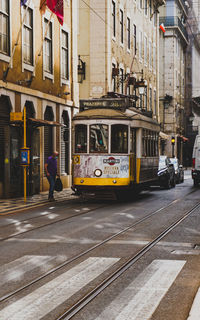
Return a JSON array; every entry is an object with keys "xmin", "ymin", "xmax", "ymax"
[
  {"xmin": 73, "ymin": 108, "xmax": 131, "ymax": 120},
  {"xmin": 73, "ymin": 108, "xmax": 160, "ymax": 127}
]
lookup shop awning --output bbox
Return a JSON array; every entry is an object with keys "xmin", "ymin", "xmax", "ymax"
[
  {"xmin": 10, "ymin": 118, "xmax": 62, "ymax": 127},
  {"xmin": 28, "ymin": 118, "xmax": 62, "ymax": 127}
]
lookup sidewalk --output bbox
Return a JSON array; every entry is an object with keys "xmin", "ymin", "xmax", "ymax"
[{"xmin": 0, "ymin": 188, "xmax": 77, "ymax": 215}]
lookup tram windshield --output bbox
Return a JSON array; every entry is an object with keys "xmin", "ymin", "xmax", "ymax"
[
  {"xmin": 75, "ymin": 124, "xmax": 87, "ymax": 153},
  {"xmin": 90, "ymin": 124, "xmax": 108, "ymax": 153},
  {"xmin": 111, "ymin": 124, "xmax": 128, "ymax": 153}
]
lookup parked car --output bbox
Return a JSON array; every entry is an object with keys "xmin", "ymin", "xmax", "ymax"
[
  {"xmin": 158, "ymin": 156, "xmax": 176, "ymax": 189},
  {"xmin": 170, "ymin": 157, "xmax": 184, "ymax": 183},
  {"xmin": 192, "ymin": 134, "xmax": 200, "ymax": 186}
]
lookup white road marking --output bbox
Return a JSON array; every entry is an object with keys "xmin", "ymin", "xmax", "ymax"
[
  {"xmin": 96, "ymin": 259, "xmax": 186, "ymax": 320},
  {"xmin": 187, "ymin": 288, "xmax": 200, "ymax": 320},
  {"xmin": 109, "ymin": 239, "xmax": 193, "ymax": 248},
  {"xmin": 172, "ymin": 250, "xmax": 200, "ymax": 255},
  {"xmin": 0, "ymin": 256, "xmax": 59, "ymax": 285},
  {"xmin": 0, "ymin": 257, "xmax": 119, "ymax": 320}
]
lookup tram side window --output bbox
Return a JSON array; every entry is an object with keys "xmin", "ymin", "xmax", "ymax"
[
  {"xmin": 90, "ymin": 124, "xmax": 108, "ymax": 153},
  {"xmin": 75, "ymin": 124, "xmax": 87, "ymax": 153},
  {"xmin": 142, "ymin": 130, "xmax": 158, "ymax": 156},
  {"xmin": 111, "ymin": 124, "xmax": 128, "ymax": 153}
]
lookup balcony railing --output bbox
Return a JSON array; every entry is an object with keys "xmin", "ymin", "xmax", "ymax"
[{"xmin": 159, "ymin": 16, "xmax": 188, "ymax": 42}]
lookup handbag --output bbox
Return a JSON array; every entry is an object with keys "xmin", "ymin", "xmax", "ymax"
[{"xmin": 54, "ymin": 177, "xmax": 63, "ymax": 192}]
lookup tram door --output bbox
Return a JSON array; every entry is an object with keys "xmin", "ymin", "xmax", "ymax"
[{"xmin": 130, "ymin": 129, "xmax": 137, "ymax": 181}]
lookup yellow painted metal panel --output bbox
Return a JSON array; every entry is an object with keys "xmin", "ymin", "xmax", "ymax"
[
  {"xmin": 136, "ymin": 158, "xmax": 141, "ymax": 183},
  {"xmin": 73, "ymin": 177, "xmax": 130, "ymax": 186}
]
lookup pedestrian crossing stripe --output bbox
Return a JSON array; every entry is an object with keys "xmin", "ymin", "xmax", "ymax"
[
  {"xmin": 0, "ymin": 257, "xmax": 119, "ymax": 320},
  {"xmin": 96, "ymin": 259, "xmax": 186, "ymax": 320},
  {"xmin": 187, "ymin": 287, "xmax": 200, "ymax": 320},
  {"xmin": 0, "ymin": 256, "xmax": 56, "ymax": 285}
]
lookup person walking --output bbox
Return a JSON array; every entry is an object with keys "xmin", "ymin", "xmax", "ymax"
[{"xmin": 45, "ymin": 151, "xmax": 59, "ymax": 201}]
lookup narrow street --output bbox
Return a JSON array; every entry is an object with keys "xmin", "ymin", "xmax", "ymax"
[{"xmin": 0, "ymin": 171, "xmax": 200, "ymax": 319}]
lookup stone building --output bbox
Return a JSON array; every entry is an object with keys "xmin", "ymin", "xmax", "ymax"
[
  {"xmin": 78, "ymin": 0, "xmax": 164, "ymax": 122},
  {"xmin": 184, "ymin": 0, "xmax": 200, "ymax": 166},
  {"xmin": 0, "ymin": 0, "xmax": 79, "ymax": 198},
  {"xmin": 159, "ymin": 0, "xmax": 189, "ymax": 161}
]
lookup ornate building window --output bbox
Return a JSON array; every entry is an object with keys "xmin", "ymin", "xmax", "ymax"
[{"xmin": 0, "ymin": 0, "xmax": 10, "ymax": 55}]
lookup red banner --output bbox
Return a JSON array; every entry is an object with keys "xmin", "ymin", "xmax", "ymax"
[{"xmin": 47, "ymin": 0, "xmax": 63, "ymax": 25}]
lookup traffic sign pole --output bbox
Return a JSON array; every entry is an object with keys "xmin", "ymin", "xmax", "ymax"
[{"xmin": 24, "ymin": 106, "xmax": 27, "ymax": 203}]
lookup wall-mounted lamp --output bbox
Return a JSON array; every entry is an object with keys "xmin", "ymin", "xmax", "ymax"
[
  {"xmin": 134, "ymin": 70, "xmax": 147, "ymax": 95},
  {"xmin": 78, "ymin": 55, "xmax": 86, "ymax": 83}
]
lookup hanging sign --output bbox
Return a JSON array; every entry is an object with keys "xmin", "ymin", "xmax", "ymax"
[{"xmin": 10, "ymin": 112, "xmax": 23, "ymax": 121}]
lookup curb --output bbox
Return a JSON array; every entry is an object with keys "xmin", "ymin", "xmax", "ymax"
[{"xmin": 0, "ymin": 193, "xmax": 78, "ymax": 216}]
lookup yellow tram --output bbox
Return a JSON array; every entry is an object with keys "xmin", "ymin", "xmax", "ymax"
[{"xmin": 72, "ymin": 95, "xmax": 159, "ymax": 199}]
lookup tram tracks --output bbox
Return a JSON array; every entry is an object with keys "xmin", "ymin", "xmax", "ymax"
[
  {"xmin": 0, "ymin": 202, "xmax": 108, "ymax": 242},
  {"xmin": 0, "ymin": 187, "xmax": 196, "ymax": 242},
  {"xmin": 58, "ymin": 200, "xmax": 200, "ymax": 320},
  {"xmin": 0, "ymin": 192, "xmax": 198, "ymax": 308}
]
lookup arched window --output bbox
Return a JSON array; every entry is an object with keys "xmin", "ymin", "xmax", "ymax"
[
  {"xmin": 61, "ymin": 110, "xmax": 70, "ymax": 174},
  {"xmin": 44, "ymin": 106, "xmax": 54, "ymax": 164},
  {"xmin": 25, "ymin": 101, "xmax": 35, "ymax": 118}
]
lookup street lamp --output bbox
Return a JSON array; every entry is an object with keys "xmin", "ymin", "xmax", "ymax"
[{"xmin": 134, "ymin": 70, "xmax": 147, "ymax": 95}]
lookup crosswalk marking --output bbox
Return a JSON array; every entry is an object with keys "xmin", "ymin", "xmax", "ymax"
[
  {"xmin": 187, "ymin": 288, "xmax": 200, "ymax": 320},
  {"xmin": 0, "ymin": 257, "xmax": 119, "ymax": 320},
  {"xmin": 0, "ymin": 256, "xmax": 56, "ymax": 286},
  {"xmin": 96, "ymin": 259, "xmax": 186, "ymax": 320}
]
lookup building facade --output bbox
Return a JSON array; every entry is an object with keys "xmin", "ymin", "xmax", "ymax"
[
  {"xmin": 159, "ymin": 0, "xmax": 188, "ymax": 161},
  {"xmin": 0, "ymin": 0, "xmax": 79, "ymax": 198},
  {"xmin": 184, "ymin": 0, "xmax": 200, "ymax": 166},
  {"xmin": 78, "ymin": 0, "xmax": 164, "ymax": 123}
]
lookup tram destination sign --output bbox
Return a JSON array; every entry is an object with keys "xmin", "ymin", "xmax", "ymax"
[{"xmin": 80, "ymin": 98, "xmax": 129, "ymax": 110}]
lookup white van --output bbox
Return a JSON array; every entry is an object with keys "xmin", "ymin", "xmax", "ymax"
[{"xmin": 192, "ymin": 134, "xmax": 200, "ymax": 186}]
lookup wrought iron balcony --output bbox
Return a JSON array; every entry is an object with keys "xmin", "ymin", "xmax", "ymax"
[{"xmin": 159, "ymin": 16, "xmax": 188, "ymax": 42}]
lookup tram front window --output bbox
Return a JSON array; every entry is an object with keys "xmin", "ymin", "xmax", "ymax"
[
  {"xmin": 90, "ymin": 124, "xmax": 108, "ymax": 153},
  {"xmin": 111, "ymin": 124, "xmax": 128, "ymax": 153},
  {"xmin": 75, "ymin": 124, "xmax": 87, "ymax": 153}
]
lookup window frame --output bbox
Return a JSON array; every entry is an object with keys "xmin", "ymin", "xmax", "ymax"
[
  {"xmin": 120, "ymin": 9, "xmax": 124, "ymax": 45},
  {"xmin": 60, "ymin": 26, "xmax": 70, "ymax": 86},
  {"xmin": 144, "ymin": 34, "xmax": 147, "ymax": 65},
  {"xmin": 75, "ymin": 124, "xmax": 88, "ymax": 154},
  {"xmin": 139, "ymin": 30, "xmax": 142, "ymax": 62},
  {"xmin": 112, "ymin": 62, "xmax": 117, "ymax": 92},
  {"xmin": 89, "ymin": 123, "xmax": 109, "ymax": 154},
  {"xmin": 133, "ymin": 24, "xmax": 136, "ymax": 56},
  {"xmin": 43, "ymin": 12, "xmax": 54, "ymax": 81},
  {"xmin": 127, "ymin": 16, "xmax": 130, "ymax": 51},
  {"xmin": 21, "ymin": 3, "xmax": 34, "ymax": 72},
  {"xmin": 111, "ymin": 124, "xmax": 128, "ymax": 154},
  {"xmin": 112, "ymin": 0, "xmax": 116, "ymax": 39},
  {"xmin": 0, "ymin": 0, "xmax": 11, "ymax": 62},
  {"xmin": 149, "ymin": 87, "xmax": 152, "ymax": 111},
  {"xmin": 119, "ymin": 67, "xmax": 124, "ymax": 94}
]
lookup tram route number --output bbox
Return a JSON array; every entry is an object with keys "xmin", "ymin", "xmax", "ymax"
[{"xmin": 103, "ymin": 166, "xmax": 120, "ymax": 175}]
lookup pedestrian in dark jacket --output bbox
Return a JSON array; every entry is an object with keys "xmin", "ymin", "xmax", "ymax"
[{"xmin": 44, "ymin": 151, "xmax": 59, "ymax": 201}]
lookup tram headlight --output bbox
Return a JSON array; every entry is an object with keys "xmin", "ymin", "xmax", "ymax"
[{"xmin": 94, "ymin": 169, "xmax": 102, "ymax": 177}]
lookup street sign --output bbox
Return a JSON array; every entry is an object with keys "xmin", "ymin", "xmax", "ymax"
[
  {"xmin": 10, "ymin": 112, "xmax": 23, "ymax": 121},
  {"xmin": 20, "ymin": 148, "xmax": 30, "ymax": 166}
]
